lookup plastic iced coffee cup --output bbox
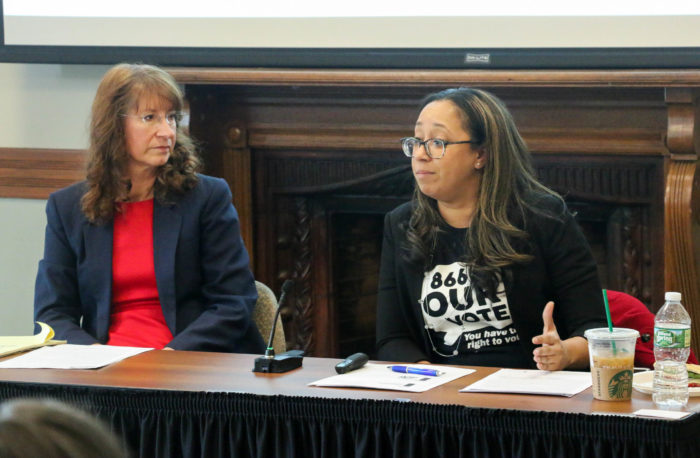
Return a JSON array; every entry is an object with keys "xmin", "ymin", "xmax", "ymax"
[{"xmin": 584, "ymin": 328, "xmax": 639, "ymax": 401}]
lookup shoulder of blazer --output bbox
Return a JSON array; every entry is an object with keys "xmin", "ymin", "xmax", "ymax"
[
  {"xmin": 152, "ymin": 174, "xmax": 229, "ymax": 212},
  {"xmin": 175, "ymin": 174, "xmax": 230, "ymax": 204},
  {"xmin": 386, "ymin": 201, "xmax": 413, "ymax": 228},
  {"xmin": 49, "ymin": 181, "xmax": 87, "ymax": 206},
  {"xmin": 515, "ymin": 192, "xmax": 570, "ymax": 241},
  {"xmin": 195, "ymin": 174, "xmax": 229, "ymax": 191},
  {"xmin": 48, "ymin": 181, "xmax": 89, "ymax": 225}
]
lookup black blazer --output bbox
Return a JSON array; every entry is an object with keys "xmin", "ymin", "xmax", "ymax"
[
  {"xmin": 376, "ymin": 197, "xmax": 607, "ymax": 367},
  {"xmin": 34, "ymin": 174, "xmax": 264, "ymax": 353}
]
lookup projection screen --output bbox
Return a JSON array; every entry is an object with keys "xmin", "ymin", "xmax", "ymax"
[{"xmin": 1, "ymin": 1, "xmax": 700, "ymax": 68}]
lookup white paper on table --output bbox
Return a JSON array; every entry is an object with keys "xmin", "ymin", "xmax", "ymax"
[
  {"xmin": 633, "ymin": 409, "xmax": 694, "ymax": 420},
  {"xmin": 309, "ymin": 363, "xmax": 475, "ymax": 393},
  {"xmin": 460, "ymin": 368, "xmax": 592, "ymax": 397},
  {"xmin": 0, "ymin": 344, "xmax": 152, "ymax": 369}
]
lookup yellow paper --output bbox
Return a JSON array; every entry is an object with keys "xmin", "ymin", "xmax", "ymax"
[{"xmin": 0, "ymin": 322, "xmax": 65, "ymax": 358}]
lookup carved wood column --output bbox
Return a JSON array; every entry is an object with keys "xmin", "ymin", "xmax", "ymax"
[
  {"xmin": 664, "ymin": 88, "xmax": 700, "ymax": 358},
  {"xmin": 223, "ymin": 125, "xmax": 254, "ymax": 263},
  {"xmin": 185, "ymin": 86, "xmax": 255, "ymax": 261}
]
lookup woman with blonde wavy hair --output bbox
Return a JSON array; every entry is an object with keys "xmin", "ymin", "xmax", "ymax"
[
  {"xmin": 34, "ymin": 63, "xmax": 264, "ymax": 353},
  {"xmin": 376, "ymin": 87, "xmax": 607, "ymax": 370}
]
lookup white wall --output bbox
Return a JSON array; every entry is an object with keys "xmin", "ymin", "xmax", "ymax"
[
  {"xmin": 0, "ymin": 63, "xmax": 107, "ymax": 335},
  {"xmin": 0, "ymin": 198, "xmax": 50, "ymax": 335}
]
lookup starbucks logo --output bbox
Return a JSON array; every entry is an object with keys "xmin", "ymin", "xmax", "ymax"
[{"xmin": 608, "ymin": 370, "xmax": 633, "ymax": 399}]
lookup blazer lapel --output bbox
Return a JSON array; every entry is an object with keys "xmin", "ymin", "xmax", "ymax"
[
  {"xmin": 82, "ymin": 221, "xmax": 113, "ymax": 341},
  {"xmin": 153, "ymin": 201, "xmax": 182, "ymax": 331}
]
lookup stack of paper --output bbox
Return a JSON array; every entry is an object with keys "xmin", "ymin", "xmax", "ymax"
[
  {"xmin": 0, "ymin": 344, "xmax": 151, "ymax": 369},
  {"xmin": 0, "ymin": 322, "xmax": 65, "ymax": 358},
  {"xmin": 460, "ymin": 369, "xmax": 592, "ymax": 397}
]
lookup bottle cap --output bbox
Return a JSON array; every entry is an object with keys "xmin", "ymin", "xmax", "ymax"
[{"xmin": 664, "ymin": 291, "xmax": 682, "ymax": 301}]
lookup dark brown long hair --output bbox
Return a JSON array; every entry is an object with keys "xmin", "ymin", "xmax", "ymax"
[
  {"xmin": 405, "ymin": 87, "xmax": 563, "ymax": 296},
  {"xmin": 81, "ymin": 63, "xmax": 200, "ymax": 224}
]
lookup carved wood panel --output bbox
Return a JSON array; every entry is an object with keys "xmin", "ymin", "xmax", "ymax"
[{"xmin": 182, "ymin": 72, "xmax": 698, "ymax": 358}]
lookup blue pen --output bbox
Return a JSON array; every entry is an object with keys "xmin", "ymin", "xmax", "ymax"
[{"xmin": 388, "ymin": 365, "xmax": 443, "ymax": 377}]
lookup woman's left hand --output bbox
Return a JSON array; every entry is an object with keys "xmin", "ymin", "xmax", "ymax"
[{"xmin": 531, "ymin": 301, "xmax": 569, "ymax": 371}]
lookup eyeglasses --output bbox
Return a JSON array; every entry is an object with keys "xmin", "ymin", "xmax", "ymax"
[
  {"xmin": 400, "ymin": 137, "xmax": 477, "ymax": 159},
  {"xmin": 121, "ymin": 111, "xmax": 182, "ymax": 129}
]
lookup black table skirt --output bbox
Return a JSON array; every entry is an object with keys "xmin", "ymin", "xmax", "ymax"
[{"xmin": 1, "ymin": 382, "xmax": 698, "ymax": 458}]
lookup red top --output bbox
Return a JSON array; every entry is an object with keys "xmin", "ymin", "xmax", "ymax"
[{"xmin": 107, "ymin": 199, "xmax": 173, "ymax": 349}]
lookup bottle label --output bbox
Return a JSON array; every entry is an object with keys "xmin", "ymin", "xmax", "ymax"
[{"xmin": 654, "ymin": 326, "xmax": 691, "ymax": 348}]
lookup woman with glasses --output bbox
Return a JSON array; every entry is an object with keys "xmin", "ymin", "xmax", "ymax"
[
  {"xmin": 376, "ymin": 88, "xmax": 606, "ymax": 370},
  {"xmin": 34, "ymin": 63, "xmax": 264, "ymax": 353}
]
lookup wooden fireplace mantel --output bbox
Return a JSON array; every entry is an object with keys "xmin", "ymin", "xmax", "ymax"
[
  {"xmin": 170, "ymin": 67, "xmax": 700, "ymax": 87},
  {"xmin": 172, "ymin": 67, "xmax": 700, "ymax": 358}
]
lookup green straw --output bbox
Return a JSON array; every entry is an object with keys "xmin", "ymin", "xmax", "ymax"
[{"xmin": 602, "ymin": 289, "xmax": 616, "ymax": 354}]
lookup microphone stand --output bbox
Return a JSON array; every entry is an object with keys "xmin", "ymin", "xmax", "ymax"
[{"xmin": 253, "ymin": 280, "xmax": 304, "ymax": 373}]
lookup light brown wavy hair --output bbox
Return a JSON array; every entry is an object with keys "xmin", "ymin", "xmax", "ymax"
[
  {"xmin": 0, "ymin": 399, "xmax": 127, "ymax": 458},
  {"xmin": 81, "ymin": 63, "xmax": 201, "ymax": 224},
  {"xmin": 405, "ymin": 87, "xmax": 563, "ymax": 298}
]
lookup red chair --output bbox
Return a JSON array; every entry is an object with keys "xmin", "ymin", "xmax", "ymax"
[{"xmin": 606, "ymin": 290, "xmax": 698, "ymax": 368}]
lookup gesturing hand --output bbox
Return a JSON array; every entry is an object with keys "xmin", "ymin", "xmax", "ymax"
[{"xmin": 532, "ymin": 301, "xmax": 569, "ymax": 371}]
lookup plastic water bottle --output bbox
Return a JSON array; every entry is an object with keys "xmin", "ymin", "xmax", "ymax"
[{"xmin": 652, "ymin": 291, "xmax": 691, "ymax": 408}]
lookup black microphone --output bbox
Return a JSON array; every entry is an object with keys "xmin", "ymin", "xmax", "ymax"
[
  {"xmin": 264, "ymin": 279, "xmax": 293, "ymax": 358},
  {"xmin": 253, "ymin": 280, "xmax": 304, "ymax": 373}
]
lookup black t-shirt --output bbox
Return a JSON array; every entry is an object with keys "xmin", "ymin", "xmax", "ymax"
[{"xmin": 419, "ymin": 225, "xmax": 525, "ymax": 368}]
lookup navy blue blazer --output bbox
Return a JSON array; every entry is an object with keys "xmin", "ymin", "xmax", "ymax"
[{"xmin": 34, "ymin": 174, "xmax": 265, "ymax": 353}]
